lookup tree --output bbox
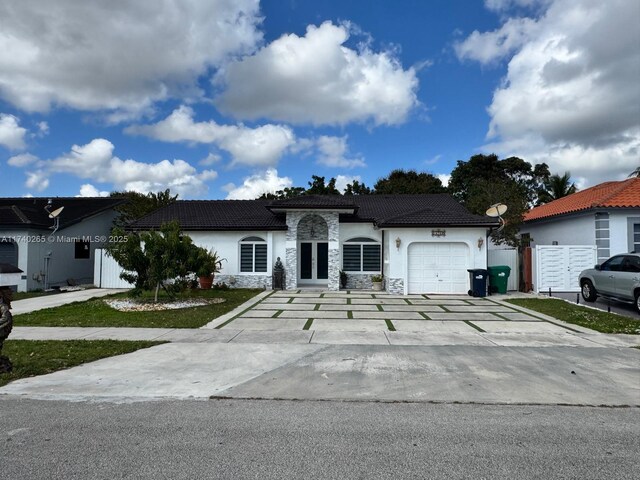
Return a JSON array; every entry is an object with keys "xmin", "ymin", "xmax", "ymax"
[
  {"xmin": 306, "ymin": 175, "xmax": 340, "ymax": 195},
  {"xmin": 343, "ymin": 180, "xmax": 371, "ymax": 195},
  {"xmin": 260, "ymin": 187, "xmax": 306, "ymax": 200},
  {"xmin": 448, "ymin": 154, "xmax": 550, "ymax": 246},
  {"xmin": 629, "ymin": 166, "xmax": 640, "ymax": 178},
  {"xmin": 106, "ymin": 221, "xmax": 221, "ymax": 302},
  {"xmin": 538, "ymin": 171, "xmax": 577, "ymax": 204},
  {"xmin": 373, "ymin": 169, "xmax": 447, "ymax": 194},
  {"xmin": 110, "ymin": 189, "xmax": 178, "ymax": 226}
]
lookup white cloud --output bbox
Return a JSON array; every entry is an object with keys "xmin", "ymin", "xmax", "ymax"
[
  {"xmin": 459, "ymin": 0, "xmax": 640, "ymax": 186},
  {"xmin": 223, "ymin": 168, "xmax": 293, "ymax": 199},
  {"xmin": 0, "ymin": 113, "xmax": 27, "ymax": 149},
  {"xmin": 25, "ymin": 171, "xmax": 48, "ymax": 192},
  {"xmin": 12, "ymin": 138, "xmax": 218, "ymax": 198},
  {"xmin": 7, "ymin": 152, "xmax": 38, "ymax": 167},
  {"xmin": 126, "ymin": 106, "xmax": 296, "ymax": 167},
  {"xmin": 315, "ymin": 135, "xmax": 366, "ymax": 169},
  {"xmin": 0, "ymin": 0, "xmax": 262, "ymax": 116},
  {"xmin": 36, "ymin": 121, "xmax": 49, "ymax": 136},
  {"xmin": 215, "ymin": 21, "xmax": 419, "ymax": 126},
  {"xmin": 436, "ymin": 174, "xmax": 451, "ymax": 187},
  {"xmin": 199, "ymin": 153, "xmax": 221, "ymax": 166},
  {"xmin": 335, "ymin": 175, "xmax": 362, "ymax": 193},
  {"xmin": 77, "ymin": 184, "xmax": 109, "ymax": 197}
]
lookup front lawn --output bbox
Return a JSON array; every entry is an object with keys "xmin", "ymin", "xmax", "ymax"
[
  {"xmin": 506, "ymin": 298, "xmax": 640, "ymax": 335},
  {"xmin": 13, "ymin": 288, "xmax": 262, "ymax": 329},
  {"xmin": 0, "ymin": 339, "xmax": 163, "ymax": 387}
]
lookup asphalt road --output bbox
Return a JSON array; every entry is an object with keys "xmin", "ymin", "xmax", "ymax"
[
  {"xmin": 1, "ymin": 398, "xmax": 638, "ymax": 479},
  {"xmin": 549, "ymin": 292, "xmax": 640, "ymax": 318}
]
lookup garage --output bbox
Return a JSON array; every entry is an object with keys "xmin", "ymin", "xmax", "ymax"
[{"xmin": 407, "ymin": 242, "xmax": 470, "ymax": 294}]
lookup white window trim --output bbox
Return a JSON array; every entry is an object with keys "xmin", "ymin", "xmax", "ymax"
[
  {"xmin": 342, "ymin": 238, "xmax": 381, "ymax": 273},
  {"xmin": 239, "ymin": 237, "xmax": 268, "ymax": 274}
]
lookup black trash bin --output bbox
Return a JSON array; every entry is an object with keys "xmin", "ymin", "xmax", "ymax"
[{"xmin": 467, "ymin": 269, "xmax": 488, "ymax": 297}]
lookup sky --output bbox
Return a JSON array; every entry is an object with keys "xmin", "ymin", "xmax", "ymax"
[{"xmin": 0, "ymin": 0, "xmax": 638, "ymax": 200}]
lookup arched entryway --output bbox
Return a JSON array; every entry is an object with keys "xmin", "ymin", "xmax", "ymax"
[{"xmin": 297, "ymin": 214, "xmax": 329, "ymax": 286}]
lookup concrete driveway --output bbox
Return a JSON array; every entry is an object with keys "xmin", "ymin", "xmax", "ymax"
[{"xmin": 3, "ymin": 289, "xmax": 639, "ymax": 405}]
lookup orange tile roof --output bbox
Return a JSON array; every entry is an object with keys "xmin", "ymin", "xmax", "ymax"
[{"xmin": 524, "ymin": 177, "xmax": 640, "ymax": 222}]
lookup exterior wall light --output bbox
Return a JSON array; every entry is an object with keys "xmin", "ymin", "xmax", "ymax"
[
  {"xmin": 395, "ymin": 237, "xmax": 401, "ymax": 249},
  {"xmin": 477, "ymin": 238, "xmax": 484, "ymax": 250}
]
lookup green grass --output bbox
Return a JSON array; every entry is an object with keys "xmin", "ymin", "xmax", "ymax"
[
  {"xmin": 0, "ymin": 339, "xmax": 163, "ymax": 387},
  {"xmin": 13, "ymin": 289, "xmax": 262, "ymax": 329},
  {"xmin": 506, "ymin": 298, "xmax": 640, "ymax": 335}
]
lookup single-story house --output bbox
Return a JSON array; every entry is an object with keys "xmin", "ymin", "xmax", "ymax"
[
  {"xmin": 0, "ymin": 197, "xmax": 125, "ymax": 292},
  {"xmin": 130, "ymin": 194, "xmax": 498, "ymax": 294},
  {"xmin": 522, "ymin": 178, "xmax": 640, "ymax": 263}
]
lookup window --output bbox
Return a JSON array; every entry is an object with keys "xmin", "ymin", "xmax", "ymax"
[
  {"xmin": 74, "ymin": 240, "xmax": 90, "ymax": 259},
  {"xmin": 240, "ymin": 236, "xmax": 267, "ymax": 273},
  {"xmin": 601, "ymin": 255, "xmax": 624, "ymax": 272},
  {"xmin": 342, "ymin": 237, "xmax": 381, "ymax": 272},
  {"xmin": 634, "ymin": 223, "xmax": 640, "ymax": 253}
]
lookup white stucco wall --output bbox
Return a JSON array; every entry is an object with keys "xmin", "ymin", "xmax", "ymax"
[
  {"xmin": 521, "ymin": 212, "xmax": 595, "ymax": 247},
  {"xmin": 187, "ymin": 230, "xmax": 286, "ymax": 277},
  {"xmin": 610, "ymin": 209, "xmax": 640, "ymax": 254}
]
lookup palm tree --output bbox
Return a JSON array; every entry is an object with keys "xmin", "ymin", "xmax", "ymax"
[
  {"xmin": 629, "ymin": 166, "xmax": 640, "ymax": 178},
  {"xmin": 540, "ymin": 171, "xmax": 577, "ymax": 204}
]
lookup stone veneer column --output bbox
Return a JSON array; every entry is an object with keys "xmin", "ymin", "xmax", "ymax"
[
  {"xmin": 321, "ymin": 211, "xmax": 340, "ymax": 291},
  {"xmin": 285, "ymin": 212, "xmax": 302, "ymax": 290}
]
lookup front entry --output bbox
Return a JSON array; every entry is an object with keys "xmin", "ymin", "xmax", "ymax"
[{"xmin": 299, "ymin": 241, "xmax": 328, "ymax": 285}]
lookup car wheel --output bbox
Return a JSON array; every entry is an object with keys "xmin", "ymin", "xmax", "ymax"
[
  {"xmin": 581, "ymin": 280, "xmax": 597, "ymax": 302},
  {"xmin": 635, "ymin": 291, "xmax": 640, "ymax": 314}
]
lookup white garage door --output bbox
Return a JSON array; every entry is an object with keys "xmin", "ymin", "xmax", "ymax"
[{"xmin": 408, "ymin": 242, "xmax": 470, "ymax": 294}]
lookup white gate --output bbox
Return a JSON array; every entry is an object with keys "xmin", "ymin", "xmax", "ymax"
[
  {"xmin": 488, "ymin": 248, "xmax": 518, "ymax": 291},
  {"xmin": 534, "ymin": 245, "xmax": 597, "ymax": 293},
  {"xmin": 93, "ymin": 249, "xmax": 133, "ymax": 289}
]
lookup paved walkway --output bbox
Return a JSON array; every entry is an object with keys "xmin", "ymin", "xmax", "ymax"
[
  {"xmin": 11, "ymin": 288, "xmax": 128, "ymax": 315},
  {"xmin": 10, "ymin": 290, "xmax": 640, "ymax": 348}
]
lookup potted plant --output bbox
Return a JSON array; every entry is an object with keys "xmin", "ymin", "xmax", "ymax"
[
  {"xmin": 192, "ymin": 248, "xmax": 225, "ymax": 289},
  {"xmin": 371, "ymin": 274, "xmax": 383, "ymax": 291},
  {"xmin": 339, "ymin": 270, "xmax": 348, "ymax": 289}
]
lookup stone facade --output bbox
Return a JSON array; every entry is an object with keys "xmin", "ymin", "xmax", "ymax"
[
  {"xmin": 216, "ymin": 274, "xmax": 271, "ymax": 289},
  {"xmin": 387, "ymin": 277, "xmax": 404, "ymax": 295},
  {"xmin": 344, "ymin": 273, "xmax": 375, "ymax": 290},
  {"xmin": 283, "ymin": 211, "xmax": 340, "ymax": 291}
]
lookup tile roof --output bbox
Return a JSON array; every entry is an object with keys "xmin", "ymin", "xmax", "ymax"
[
  {"xmin": 525, "ymin": 178, "xmax": 640, "ymax": 222},
  {"xmin": 130, "ymin": 200, "xmax": 288, "ymax": 231},
  {"xmin": 0, "ymin": 197, "xmax": 125, "ymax": 230},
  {"xmin": 130, "ymin": 195, "xmax": 497, "ymax": 230},
  {"xmin": 267, "ymin": 195, "xmax": 356, "ymax": 210}
]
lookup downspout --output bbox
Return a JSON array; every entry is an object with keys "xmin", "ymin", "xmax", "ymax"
[{"xmin": 381, "ymin": 229, "xmax": 384, "ymax": 278}]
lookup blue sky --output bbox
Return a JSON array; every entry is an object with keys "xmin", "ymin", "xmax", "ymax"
[{"xmin": 0, "ymin": 0, "xmax": 638, "ymax": 199}]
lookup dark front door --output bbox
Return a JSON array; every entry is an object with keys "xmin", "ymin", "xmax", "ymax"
[{"xmin": 299, "ymin": 241, "xmax": 328, "ymax": 283}]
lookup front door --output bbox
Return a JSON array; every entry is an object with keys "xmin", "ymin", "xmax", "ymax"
[{"xmin": 299, "ymin": 241, "xmax": 328, "ymax": 284}]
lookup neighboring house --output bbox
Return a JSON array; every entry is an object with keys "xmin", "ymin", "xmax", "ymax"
[
  {"xmin": 522, "ymin": 178, "xmax": 640, "ymax": 263},
  {"xmin": 130, "ymin": 195, "xmax": 497, "ymax": 294},
  {"xmin": 0, "ymin": 197, "xmax": 125, "ymax": 292}
]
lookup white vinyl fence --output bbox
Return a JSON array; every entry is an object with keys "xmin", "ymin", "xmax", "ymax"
[
  {"xmin": 533, "ymin": 245, "xmax": 597, "ymax": 293},
  {"xmin": 487, "ymin": 248, "xmax": 519, "ymax": 291},
  {"xmin": 93, "ymin": 248, "xmax": 133, "ymax": 289}
]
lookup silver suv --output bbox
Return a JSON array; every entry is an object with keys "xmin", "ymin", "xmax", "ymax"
[{"xmin": 579, "ymin": 253, "xmax": 640, "ymax": 313}]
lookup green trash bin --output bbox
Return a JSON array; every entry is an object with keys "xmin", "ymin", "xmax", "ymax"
[{"xmin": 488, "ymin": 266, "xmax": 511, "ymax": 294}]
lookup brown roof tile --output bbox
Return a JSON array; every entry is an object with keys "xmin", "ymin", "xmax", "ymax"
[{"xmin": 525, "ymin": 178, "xmax": 640, "ymax": 222}]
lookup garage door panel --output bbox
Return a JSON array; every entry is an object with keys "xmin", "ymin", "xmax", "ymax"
[{"xmin": 408, "ymin": 242, "xmax": 470, "ymax": 294}]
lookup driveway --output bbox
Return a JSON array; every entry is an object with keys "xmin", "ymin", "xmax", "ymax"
[
  {"xmin": 11, "ymin": 288, "xmax": 128, "ymax": 315},
  {"xmin": 3, "ymin": 289, "xmax": 639, "ymax": 405}
]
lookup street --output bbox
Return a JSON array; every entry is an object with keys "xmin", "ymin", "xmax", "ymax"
[{"xmin": 1, "ymin": 398, "xmax": 638, "ymax": 479}]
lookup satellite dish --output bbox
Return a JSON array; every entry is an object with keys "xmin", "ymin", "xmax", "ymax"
[
  {"xmin": 485, "ymin": 203, "xmax": 508, "ymax": 232},
  {"xmin": 48, "ymin": 206, "xmax": 64, "ymax": 219},
  {"xmin": 485, "ymin": 203, "xmax": 508, "ymax": 217}
]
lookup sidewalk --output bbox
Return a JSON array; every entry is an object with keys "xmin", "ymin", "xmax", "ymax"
[{"xmin": 11, "ymin": 289, "xmax": 128, "ymax": 315}]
